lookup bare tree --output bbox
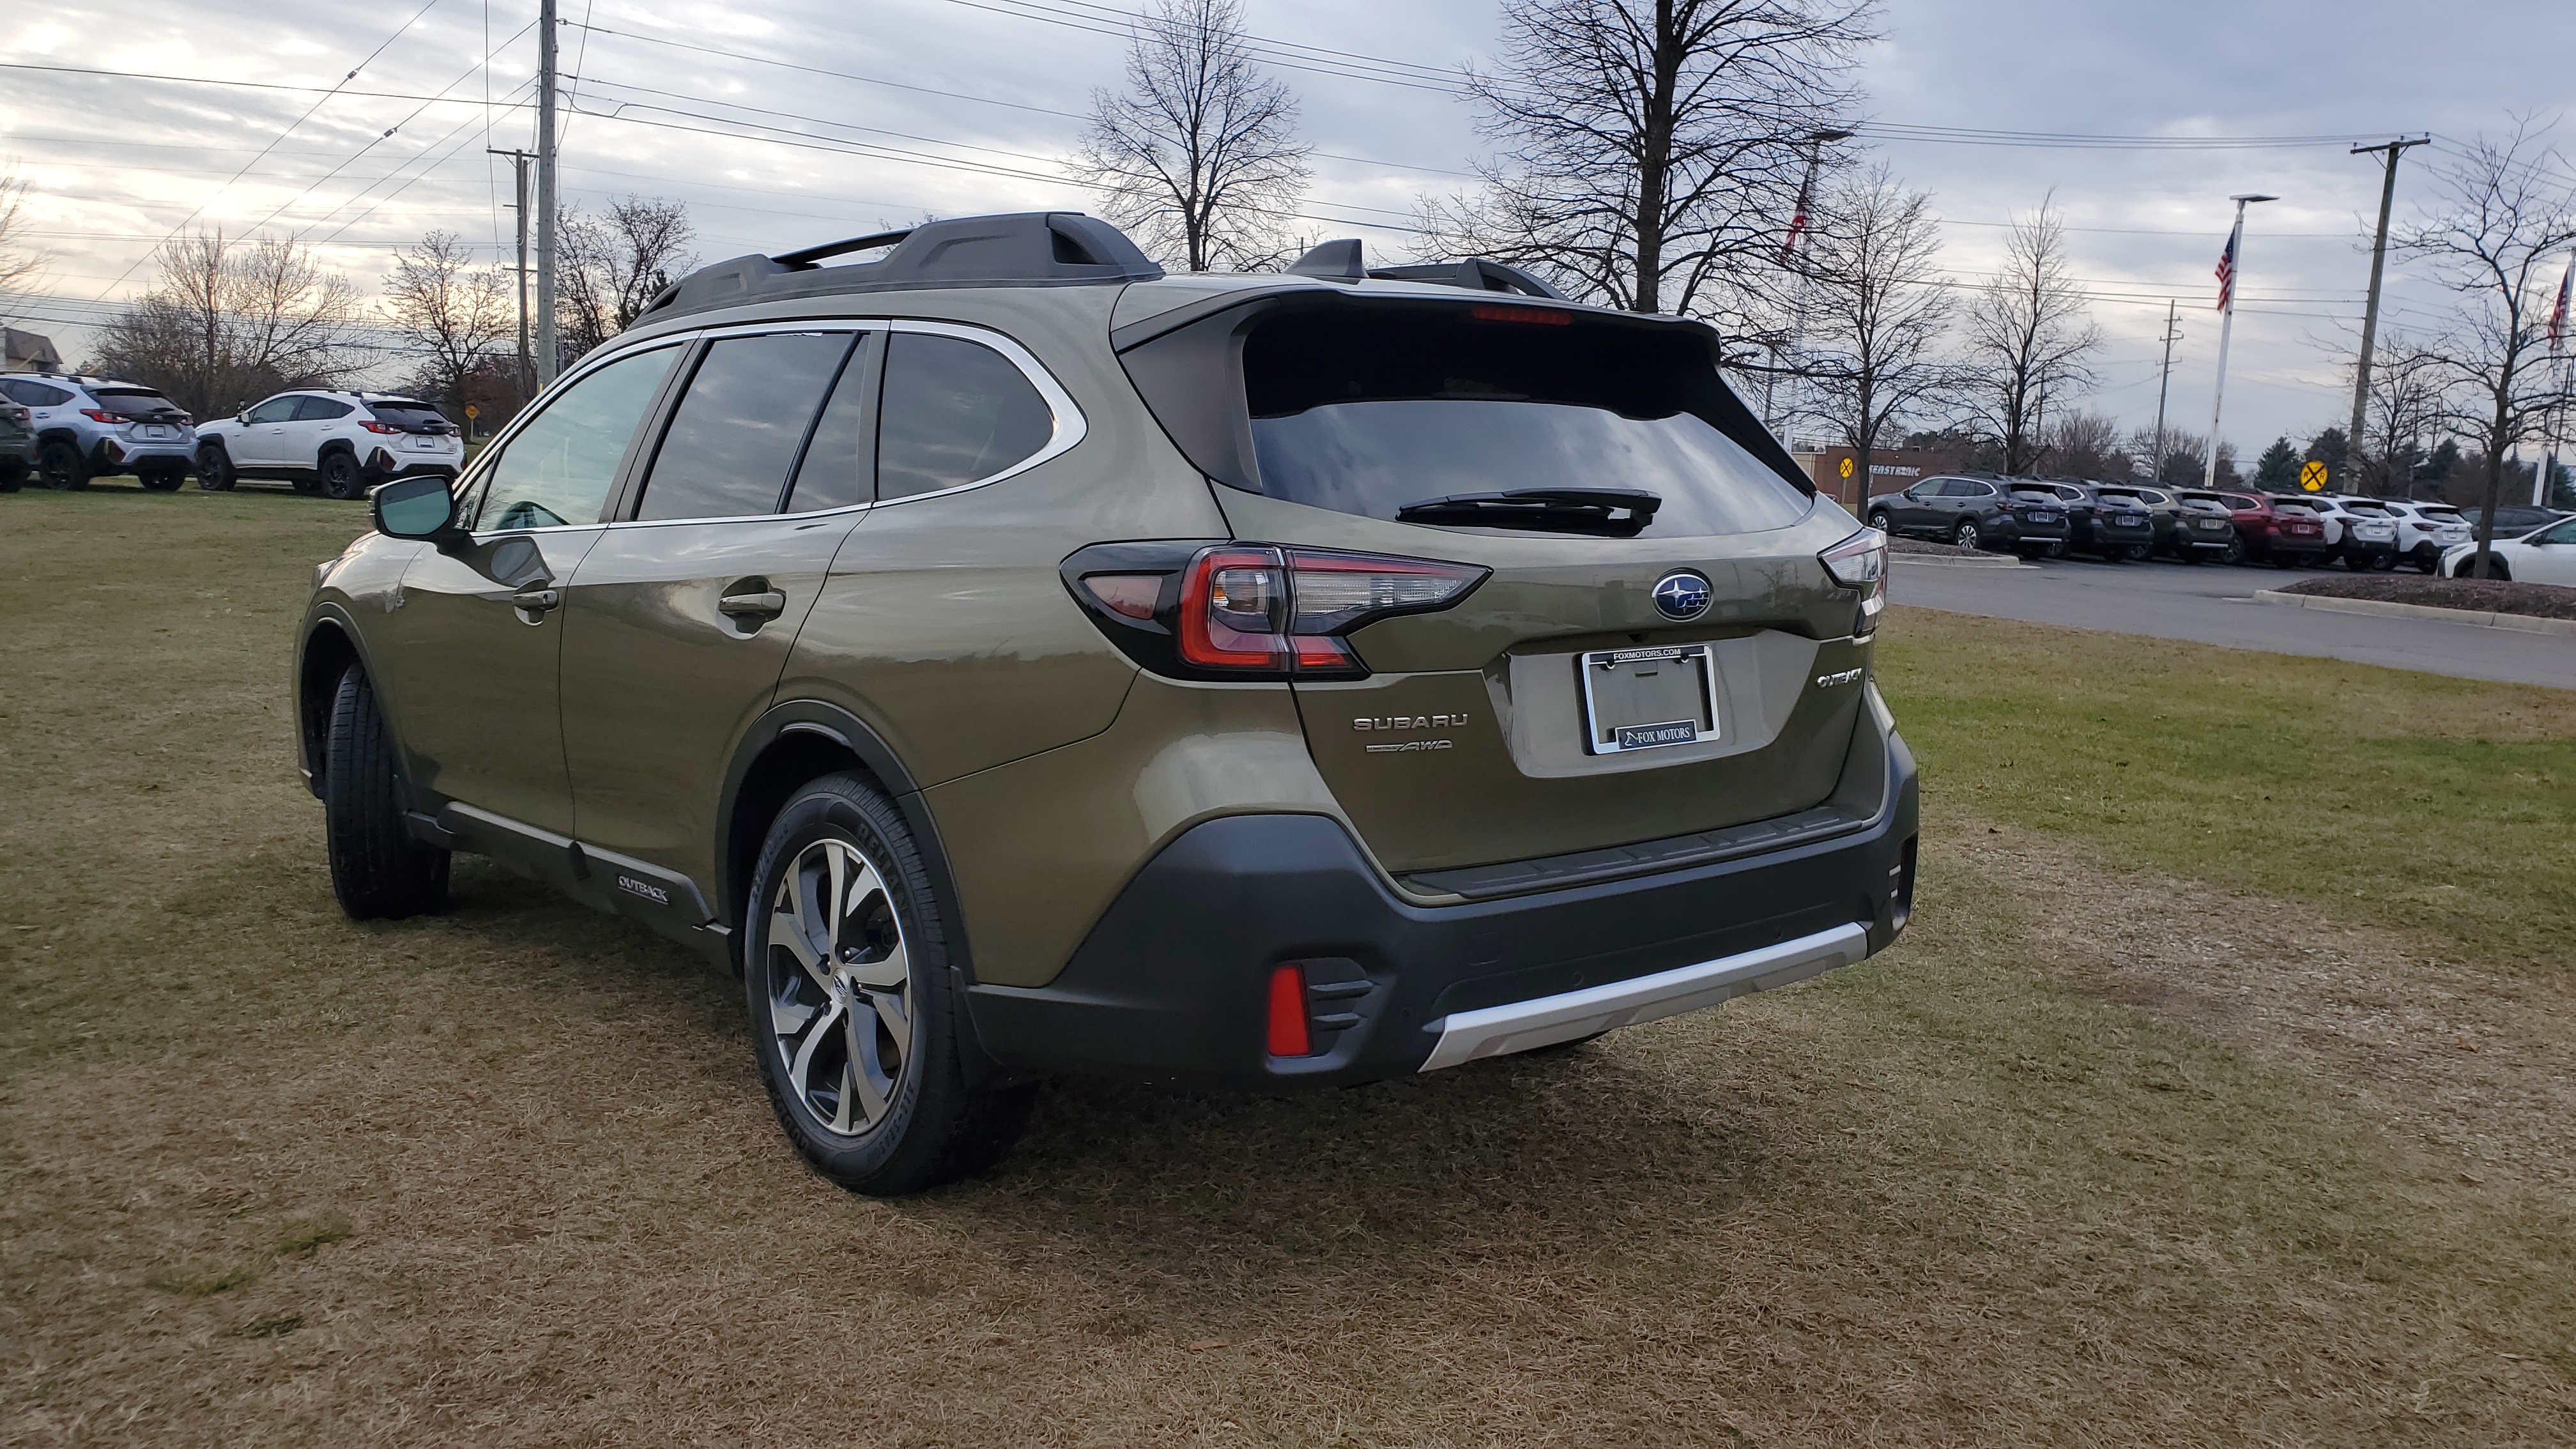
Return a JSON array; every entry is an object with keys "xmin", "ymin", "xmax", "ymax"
[
  {"xmin": 85, "ymin": 229, "xmax": 360, "ymax": 419},
  {"xmin": 1959, "ymin": 194, "xmax": 2101, "ymax": 476},
  {"xmin": 1798, "ymin": 164, "xmax": 1951, "ymax": 492},
  {"xmin": 2037, "ymin": 409, "xmax": 2125, "ymax": 479},
  {"xmin": 385, "ymin": 230, "xmax": 511, "ymax": 408},
  {"xmin": 2397, "ymin": 119, "xmax": 2576, "ymax": 574},
  {"xmin": 2356, "ymin": 339, "xmax": 2446, "ymax": 496},
  {"xmin": 1073, "ymin": 0, "xmax": 1309, "ymax": 272},
  {"xmin": 0, "ymin": 165, "xmax": 41, "ymax": 317},
  {"xmin": 558, "ymin": 196, "xmax": 698, "ymax": 364},
  {"xmin": 1422, "ymin": 0, "xmax": 1877, "ymax": 320}
]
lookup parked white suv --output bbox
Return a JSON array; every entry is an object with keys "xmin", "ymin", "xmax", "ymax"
[
  {"xmin": 2304, "ymin": 494, "xmax": 2400, "ymax": 570},
  {"xmin": 2382, "ymin": 500, "xmax": 2474, "ymax": 573},
  {"xmin": 195, "ymin": 390, "xmax": 463, "ymax": 499},
  {"xmin": 0, "ymin": 373, "xmax": 198, "ymax": 490}
]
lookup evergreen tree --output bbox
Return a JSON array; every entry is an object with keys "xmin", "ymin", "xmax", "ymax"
[{"xmin": 2253, "ymin": 436, "xmax": 2301, "ymax": 491}]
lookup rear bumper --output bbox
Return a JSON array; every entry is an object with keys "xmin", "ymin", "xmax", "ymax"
[
  {"xmin": 965, "ymin": 703, "xmax": 1919, "ymax": 1090},
  {"xmin": 362, "ymin": 446, "xmax": 461, "ymax": 479}
]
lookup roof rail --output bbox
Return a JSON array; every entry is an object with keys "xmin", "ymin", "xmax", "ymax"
[
  {"xmin": 1285, "ymin": 237, "xmax": 1567, "ymax": 299},
  {"xmin": 639, "ymin": 211, "xmax": 1163, "ymax": 321}
]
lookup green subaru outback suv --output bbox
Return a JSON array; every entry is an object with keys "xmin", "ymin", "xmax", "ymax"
[{"xmin": 300, "ymin": 213, "xmax": 1915, "ymax": 1195}]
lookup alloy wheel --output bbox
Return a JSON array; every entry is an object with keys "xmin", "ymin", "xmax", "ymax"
[
  {"xmin": 760, "ymin": 837, "xmax": 917, "ymax": 1138},
  {"xmin": 1952, "ymin": 521, "xmax": 1979, "ymax": 550}
]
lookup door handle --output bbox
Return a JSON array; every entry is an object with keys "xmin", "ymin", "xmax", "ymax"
[
  {"xmin": 510, "ymin": 586, "xmax": 562, "ymax": 613},
  {"xmin": 719, "ymin": 589, "xmax": 786, "ymax": 620}
]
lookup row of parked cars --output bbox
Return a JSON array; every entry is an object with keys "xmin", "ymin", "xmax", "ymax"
[
  {"xmin": 1866, "ymin": 473, "xmax": 2480, "ymax": 572},
  {"xmin": 0, "ymin": 372, "xmax": 462, "ymax": 496}
]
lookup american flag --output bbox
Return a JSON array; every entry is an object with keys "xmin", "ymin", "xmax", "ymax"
[
  {"xmin": 1779, "ymin": 183, "xmax": 1814, "ymax": 263},
  {"xmin": 2550, "ymin": 258, "xmax": 2571, "ymax": 353},
  {"xmin": 2214, "ymin": 218, "xmax": 2242, "ymax": 312}
]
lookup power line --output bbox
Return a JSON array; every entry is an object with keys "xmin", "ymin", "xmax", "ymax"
[{"xmin": 0, "ymin": 60, "xmax": 537, "ymax": 110}]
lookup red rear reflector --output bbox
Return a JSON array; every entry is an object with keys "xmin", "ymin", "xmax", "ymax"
[
  {"xmin": 1469, "ymin": 303, "xmax": 1570, "ymax": 326},
  {"xmin": 1266, "ymin": 964, "xmax": 1311, "ymax": 1057}
]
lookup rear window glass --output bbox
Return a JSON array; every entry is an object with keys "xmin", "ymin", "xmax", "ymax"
[
  {"xmin": 2421, "ymin": 508, "xmax": 2463, "ymax": 521},
  {"xmin": 1241, "ymin": 305, "xmax": 1809, "ymax": 539},
  {"xmin": 368, "ymin": 402, "xmax": 451, "ymax": 430},
  {"xmin": 2008, "ymin": 486, "xmax": 2060, "ymax": 502},
  {"xmin": 2096, "ymin": 491, "xmax": 2145, "ymax": 504},
  {"xmin": 637, "ymin": 331, "xmax": 852, "ymax": 522},
  {"xmin": 95, "ymin": 388, "xmax": 181, "ymax": 413}
]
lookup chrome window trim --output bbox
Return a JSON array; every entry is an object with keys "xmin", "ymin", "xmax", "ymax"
[{"xmin": 592, "ymin": 316, "xmax": 1088, "ymax": 531}]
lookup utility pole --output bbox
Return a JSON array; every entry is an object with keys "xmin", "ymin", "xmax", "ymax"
[
  {"xmin": 2347, "ymin": 136, "xmax": 2426, "ymax": 494},
  {"xmin": 535, "ymin": 0, "xmax": 559, "ymax": 387},
  {"xmin": 486, "ymin": 148, "xmax": 535, "ymax": 398},
  {"xmin": 2204, "ymin": 192, "xmax": 2278, "ymax": 488},
  {"xmin": 2151, "ymin": 300, "xmax": 2181, "ymax": 484}
]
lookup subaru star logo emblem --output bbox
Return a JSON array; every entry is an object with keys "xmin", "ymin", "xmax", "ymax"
[{"xmin": 1652, "ymin": 571, "xmax": 1712, "ymax": 621}]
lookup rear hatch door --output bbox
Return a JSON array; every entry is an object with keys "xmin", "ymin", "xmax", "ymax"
[{"xmin": 1121, "ymin": 292, "xmax": 1878, "ymax": 877}]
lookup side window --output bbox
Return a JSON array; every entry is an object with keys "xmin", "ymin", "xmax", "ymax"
[
  {"xmin": 245, "ymin": 395, "xmax": 301, "ymax": 424},
  {"xmin": 786, "ymin": 332, "xmax": 882, "ymax": 514},
  {"xmin": 876, "ymin": 331, "xmax": 1055, "ymax": 500},
  {"xmin": 295, "ymin": 397, "xmax": 354, "ymax": 421},
  {"xmin": 2534, "ymin": 519, "xmax": 2576, "ymax": 546},
  {"xmin": 471, "ymin": 346, "xmax": 678, "ymax": 532},
  {"xmin": 1957, "ymin": 482, "xmax": 1995, "ymax": 498},
  {"xmin": 634, "ymin": 332, "xmax": 854, "ymax": 522}
]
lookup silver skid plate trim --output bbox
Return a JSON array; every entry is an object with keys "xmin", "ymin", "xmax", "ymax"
[{"xmin": 1418, "ymin": 922, "xmax": 1871, "ymax": 1072}]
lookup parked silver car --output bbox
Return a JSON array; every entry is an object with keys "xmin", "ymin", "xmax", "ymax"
[{"xmin": 0, "ymin": 373, "xmax": 198, "ymax": 490}]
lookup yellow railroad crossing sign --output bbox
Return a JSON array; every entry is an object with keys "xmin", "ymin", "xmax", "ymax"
[
  {"xmin": 1838, "ymin": 456, "xmax": 1855, "ymax": 478},
  {"xmin": 464, "ymin": 404, "xmax": 481, "ymax": 418},
  {"xmin": 2299, "ymin": 459, "xmax": 2327, "ymax": 491}
]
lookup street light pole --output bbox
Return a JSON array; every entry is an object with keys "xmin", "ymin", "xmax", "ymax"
[
  {"xmin": 2204, "ymin": 192, "xmax": 2277, "ymax": 488},
  {"xmin": 2348, "ymin": 137, "xmax": 2426, "ymax": 493},
  {"xmin": 535, "ymin": 0, "xmax": 559, "ymax": 387}
]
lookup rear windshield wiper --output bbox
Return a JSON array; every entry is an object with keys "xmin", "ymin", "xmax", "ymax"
[{"xmin": 1393, "ymin": 488, "xmax": 1662, "ymax": 538}]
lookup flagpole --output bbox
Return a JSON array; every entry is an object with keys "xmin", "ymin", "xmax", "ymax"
[
  {"xmin": 2539, "ymin": 258, "xmax": 2570, "ymax": 507},
  {"xmin": 2204, "ymin": 193, "xmax": 2278, "ymax": 489}
]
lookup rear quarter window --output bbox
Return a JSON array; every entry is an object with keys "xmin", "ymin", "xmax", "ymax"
[{"xmin": 875, "ymin": 332, "xmax": 1054, "ymax": 500}]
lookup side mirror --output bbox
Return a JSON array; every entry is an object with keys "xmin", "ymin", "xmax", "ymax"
[{"xmin": 372, "ymin": 474, "xmax": 468, "ymax": 549}]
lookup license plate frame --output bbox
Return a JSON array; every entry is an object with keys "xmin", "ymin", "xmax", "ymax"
[{"xmin": 1578, "ymin": 644, "xmax": 1721, "ymax": 755}]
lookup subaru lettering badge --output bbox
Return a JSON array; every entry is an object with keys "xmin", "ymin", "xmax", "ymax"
[{"xmin": 1651, "ymin": 571, "xmax": 1713, "ymax": 622}]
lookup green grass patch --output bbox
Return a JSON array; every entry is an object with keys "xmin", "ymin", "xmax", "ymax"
[
  {"xmin": 274, "ymin": 1213, "xmax": 352, "ymax": 1255},
  {"xmin": 146, "ymin": 1263, "xmax": 259, "ymax": 1297},
  {"xmin": 1876, "ymin": 607, "xmax": 2576, "ymax": 969}
]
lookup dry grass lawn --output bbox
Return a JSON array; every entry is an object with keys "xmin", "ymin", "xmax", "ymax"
[{"xmin": 3, "ymin": 484, "xmax": 2572, "ymax": 1445}]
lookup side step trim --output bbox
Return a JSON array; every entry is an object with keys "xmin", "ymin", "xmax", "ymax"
[{"xmin": 1418, "ymin": 922, "xmax": 1871, "ymax": 1073}]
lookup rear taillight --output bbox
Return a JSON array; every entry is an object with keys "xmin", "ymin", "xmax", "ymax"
[
  {"xmin": 82, "ymin": 409, "xmax": 120, "ymax": 424},
  {"xmin": 1064, "ymin": 540, "xmax": 1488, "ymax": 682},
  {"xmin": 360, "ymin": 420, "xmax": 403, "ymax": 434},
  {"xmin": 1820, "ymin": 527, "xmax": 1887, "ymax": 636}
]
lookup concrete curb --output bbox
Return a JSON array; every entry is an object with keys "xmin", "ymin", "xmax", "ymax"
[
  {"xmin": 2253, "ymin": 588, "xmax": 2576, "ymax": 638},
  {"xmin": 1891, "ymin": 553, "xmax": 2031, "ymax": 570}
]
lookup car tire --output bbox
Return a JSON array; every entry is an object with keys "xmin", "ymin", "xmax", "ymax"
[
  {"xmin": 744, "ymin": 772, "xmax": 1036, "ymax": 1196},
  {"xmin": 137, "ymin": 464, "xmax": 185, "ymax": 492},
  {"xmin": 0, "ymin": 457, "xmax": 24, "ymax": 493},
  {"xmin": 37, "ymin": 438, "xmax": 90, "ymax": 491},
  {"xmin": 195, "ymin": 445, "xmax": 237, "ymax": 491},
  {"xmin": 323, "ymin": 664, "xmax": 450, "ymax": 920},
  {"xmin": 318, "ymin": 449, "xmax": 364, "ymax": 500},
  {"xmin": 1950, "ymin": 521, "xmax": 1981, "ymax": 551},
  {"xmin": 2216, "ymin": 537, "xmax": 2245, "ymax": 565},
  {"xmin": 2044, "ymin": 540, "xmax": 2069, "ymax": 559},
  {"xmin": 2366, "ymin": 551, "xmax": 2396, "ymax": 572},
  {"xmin": 1866, "ymin": 509, "xmax": 1894, "ymax": 535},
  {"xmin": 2122, "ymin": 544, "xmax": 2151, "ymax": 562},
  {"xmin": 2413, "ymin": 548, "xmax": 2441, "ymax": 574}
]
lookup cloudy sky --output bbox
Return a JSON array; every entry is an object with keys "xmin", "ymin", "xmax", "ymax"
[{"xmin": 4, "ymin": 0, "xmax": 2570, "ymax": 457}]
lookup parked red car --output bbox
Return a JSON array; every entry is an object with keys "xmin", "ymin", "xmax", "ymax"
[{"xmin": 2177, "ymin": 489, "xmax": 2326, "ymax": 567}]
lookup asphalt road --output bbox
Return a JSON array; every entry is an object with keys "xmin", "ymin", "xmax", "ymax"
[{"xmin": 1892, "ymin": 554, "xmax": 2576, "ymax": 690}]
